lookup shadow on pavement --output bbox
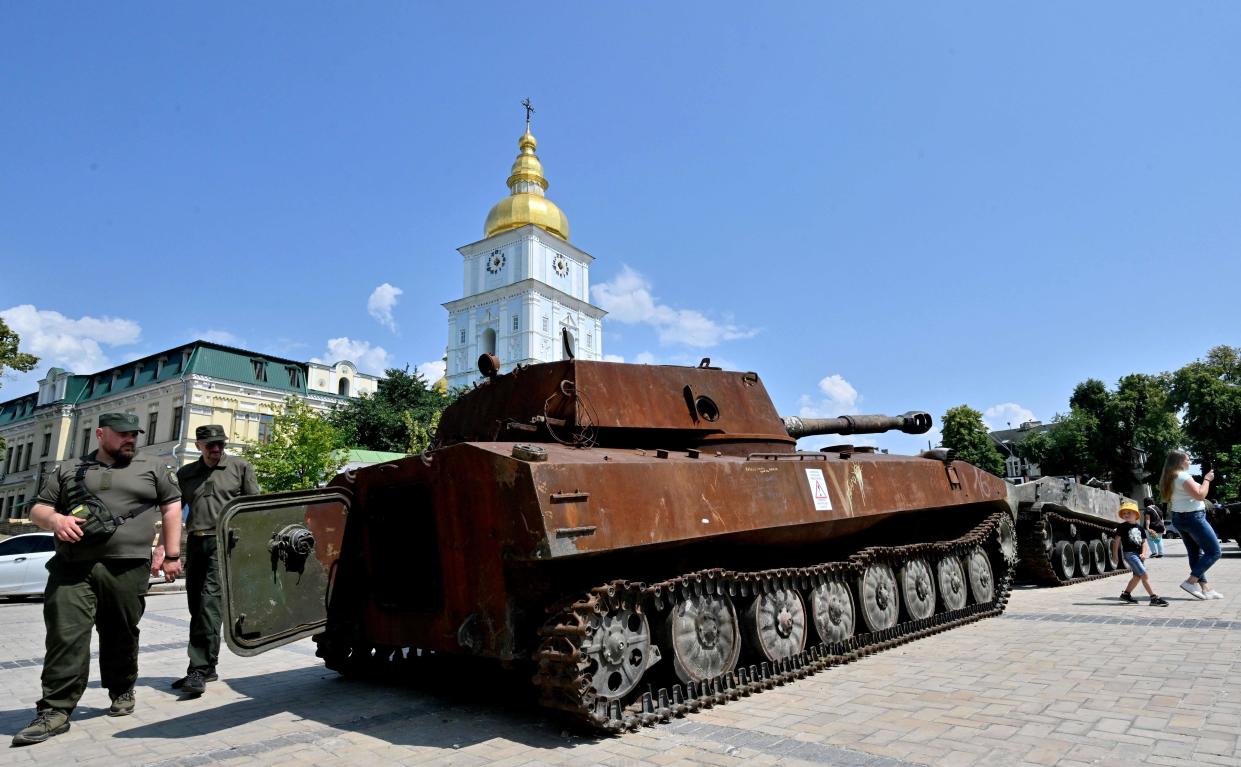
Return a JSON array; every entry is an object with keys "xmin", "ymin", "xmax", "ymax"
[{"xmin": 112, "ymin": 656, "xmax": 599, "ymax": 752}]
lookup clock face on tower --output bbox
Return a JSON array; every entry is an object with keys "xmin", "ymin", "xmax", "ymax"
[
  {"xmin": 485, "ymin": 249, "xmax": 506, "ymax": 274},
  {"xmin": 552, "ymin": 254, "xmax": 569, "ymax": 278}
]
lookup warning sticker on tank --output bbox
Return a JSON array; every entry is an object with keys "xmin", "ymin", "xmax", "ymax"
[{"xmin": 805, "ymin": 468, "xmax": 832, "ymax": 511}]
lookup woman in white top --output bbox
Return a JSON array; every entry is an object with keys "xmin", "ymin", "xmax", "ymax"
[{"xmin": 1158, "ymin": 450, "xmax": 1223, "ymax": 600}]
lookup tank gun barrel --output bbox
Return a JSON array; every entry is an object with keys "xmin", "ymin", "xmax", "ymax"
[{"xmin": 781, "ymin": 411, "xmax": 933, "ymax": 440}]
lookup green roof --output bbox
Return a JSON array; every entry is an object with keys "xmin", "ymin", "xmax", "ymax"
[
  {"xmin": 186, "ymin": 345, "xmax": 308, "ymax": 393},
  {"xmin": 0, "ymin": 393, "xmax": 39, "ymax": 427},
  {"xmin": 2, "ymin": 339, "xmax": 369, "ymax": 419}
]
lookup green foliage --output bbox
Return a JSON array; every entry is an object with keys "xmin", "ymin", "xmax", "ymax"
[
  {"xmin": 1017, "ymin": 410, "xmax": 1099, "ymax": 478},
  {"xmin": 0, "ymin": 318, "xmax": 39, "ymax": 451},
  {"xmin": 402, "ymin": 409, "xmax": 441, "ymax": 455},
  {"xmin": 1018, "ymin": 375, "xmax": 1181, "ymax": 493},
  {"xmin": 1170, "ymin": 345, "xmax": 1241, "ymax": 501},
  {"xmin": 940, "ymin": 405, "xmax": 1005, "ymax": 477},
  {"xmin": 240, "ymin": 397, "xmax": 347, "ymax": 491},
  {"xmin": 329, "ymin": 367, "xmax": 448, "ymax": 453},
  {"xmin": 0, "ymin": 318, "xmax": 38, "ymax": 382}
]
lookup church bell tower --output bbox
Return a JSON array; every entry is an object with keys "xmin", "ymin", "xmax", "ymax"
[{"xmin": 443, "ymin": 104, "xmax": 606, "ymax": 391}]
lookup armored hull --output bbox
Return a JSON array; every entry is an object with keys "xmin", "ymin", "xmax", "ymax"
[
  {"xmin": 217, "ymin": 359, "xmax": 1017, "ymax": 731},
  {"xmin": 1010, "ymin": 477, "xmax": 1130, "ymax": 585}
]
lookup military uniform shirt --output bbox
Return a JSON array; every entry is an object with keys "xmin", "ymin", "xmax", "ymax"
[
  {"xmin": 36, "ymin": 450, "xmax": 182, "ymax": 561},
  {"xmin": 178, "ymin": 455, "xmax": 260, "ymax": 533}
]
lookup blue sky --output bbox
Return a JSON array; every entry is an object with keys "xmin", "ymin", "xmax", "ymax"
[{"xmin": 2, "ymin": 3, "xmax": 1239, "ymax": 454}]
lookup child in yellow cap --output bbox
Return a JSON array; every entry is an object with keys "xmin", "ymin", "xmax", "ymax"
[{"xmin": 1113, "ymin": 499, "xmax": 1168, "ymax": 606}]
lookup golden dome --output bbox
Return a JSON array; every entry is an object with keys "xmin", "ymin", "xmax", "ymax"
[{"xmin": 484, "ymin": 126, "xmax": 570, "ymax": 240}]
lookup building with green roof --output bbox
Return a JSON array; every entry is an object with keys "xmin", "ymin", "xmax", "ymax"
[{"xmin": 0, "ymin": 340, "xmax": 379, "ymax": 522}]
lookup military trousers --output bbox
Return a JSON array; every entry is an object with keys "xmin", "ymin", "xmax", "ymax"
[
  {"xmin": 38, "ymin": 556, "xmax": 149, "ymax": 713},
  {"xmin": 186, "ymin": 533, "xmax": 223, "ymax": 674}
]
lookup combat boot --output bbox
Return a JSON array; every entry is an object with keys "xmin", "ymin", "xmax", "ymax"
[
  {"xmin": 11, "ymin": 709, "xmax": 70, "ymax": 746},
  {"xmin": 179, "ymin": 669, "xmax": 208, "ymax": 696},
  {"xmin": 172, "ymin": 669, "xmax": 217, "ymax": 690},
  {"xmin": 108, "ymin": 689, "xmax": 135, "ymax": 717}
]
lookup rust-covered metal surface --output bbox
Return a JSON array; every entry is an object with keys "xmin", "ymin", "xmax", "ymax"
[{"xmin": 218, "ymin": 358, "xmax": 1018, "ymax": 732}]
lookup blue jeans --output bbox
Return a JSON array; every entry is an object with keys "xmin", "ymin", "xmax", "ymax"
[
  {"xmin": 1148, "ymin": 533, "xmax": 1165, "ymax": 556},
  {"xmin": 1172, "ymin": 511, "xmax": 1222, "ymax": 581}
]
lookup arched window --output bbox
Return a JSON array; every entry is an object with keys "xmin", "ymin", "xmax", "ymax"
[
  {"xmin": 482, "ymin": 328, "xmax": 497, "ymax": 356},
  {"xmin": 338, "ymin": 378, "xmax": 350, "ymax": 396}
]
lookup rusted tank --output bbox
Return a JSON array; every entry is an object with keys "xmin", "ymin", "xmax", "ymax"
[
  {"xmin": 217, "ymin": 359, "xmax": 1016, "ymax": 731},
  {"xmin": 1009, "ymin": 477, "xmax": 1132, "ymax": 585}
]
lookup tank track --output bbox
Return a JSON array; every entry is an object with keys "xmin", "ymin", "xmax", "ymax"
[
  {"xmin": 1017, "ymin": 508, "xmax": 1121, "ymax": 587},
  {"xmin": 532, "ymin": 510, "xmax": 1013, "ymax": 732}
]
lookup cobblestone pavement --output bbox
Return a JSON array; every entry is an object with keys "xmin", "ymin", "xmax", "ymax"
[{"xmin": 2, "ymin": 539, "xmax": 1238, "ymax": 766}]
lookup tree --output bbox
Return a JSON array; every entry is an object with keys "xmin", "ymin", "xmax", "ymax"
[
  {"xmin": 1018, "ymin": 375, "xmax": 1181, "ymax": 494},
  {"xmin": 240, "ymin": 397, "xmax": 347, "ymax": 491},
  {"xmin": 1170, "ymin": 345, "xmax": 1241, "ymax": 501},
  {"xmin": 0, "ymin": 318, "xmax": 39, "ymax": 451},
  {"xmin": 1017, "ymin": 409, "xmax": 1100, "ymax": 479},
  {"xmin": 940, "ymin": 405, "xmax": 1005, "ymax": 477},
  {"xmin": 402, "ymin": 409, "xmax": 441, "ymax": 455},
  {"xmin": 329, "ymin": 367, "xmax": 449, "ymax": 453}
]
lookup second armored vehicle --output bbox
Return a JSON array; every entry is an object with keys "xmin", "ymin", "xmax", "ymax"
[{"xmin": 1010, "ymin": 476, "xmax": 1131, "ymax": 585}]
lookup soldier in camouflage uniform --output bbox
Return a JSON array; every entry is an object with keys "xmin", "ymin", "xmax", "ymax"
[
  {"xmin": 172, "ymin": 424, "xmax": 260, "ymax": 696},
  {"xmin": 12, "ymin": 413, "xmax": 183, "ymax": 747}
]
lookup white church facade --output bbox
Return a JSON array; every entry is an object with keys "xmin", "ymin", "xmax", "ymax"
[{"xmin": 443, "ymin": 116, "xmax": 606, "ymax": 391}]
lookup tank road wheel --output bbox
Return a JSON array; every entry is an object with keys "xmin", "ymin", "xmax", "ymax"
[
  {"xmin": 965, "ymin": 547, "xmax": 995, "ymax": 605},
  {"xmin": 1089, "ymin": 540, "xmax": 1108, "ymax": 574},
  {"xmin": 810, "ymin": 578, "xmax": 856, "ymax": 644},
  {"xmin": 899, "ymin": 558, "xmax": 936, "ymax": 621},
  {"xmin": 936, "ymin": 556, "xmax": 968, "ymax": 612},
  {"xmin": 858, "ymin": 563, "xmax": 900, "ymax": 632},
  {"xmin": 1052, "ymin": 541, "xmax": 1076, "ymax": 580},
  {"xmin": 1103, "ymin": 533, "xmax": 1119, "ymax": 569},
  {"xmin": 582, "ymin": 607, "xmax": 653, "ymax": 700},
  {"xmin": 743, "ymin": 588, "xmax": 808, "ymax": 662},
  {"xmin": 1042, "ymin": 523, "xmax": 1056, "ymax": 555},
  {"xmin": 665, "ymin": 593, "xmax": 741, "ymax": 684},
  {"xmin": 997, "ymin": 515, "xmax": 1018, "ymax": 564},
  {"xmin": 1073, "ymin": 541, "xmax": 1091, "ymax": 577}
]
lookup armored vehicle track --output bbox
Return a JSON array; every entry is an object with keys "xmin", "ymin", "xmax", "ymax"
[
  {"xmin": 1017, "ymin": 507, "xmax": 1122, "ymax": 586},
  {"xmin": 533, "ymin": 509, "xmax": 1013, "ymax": 731}
]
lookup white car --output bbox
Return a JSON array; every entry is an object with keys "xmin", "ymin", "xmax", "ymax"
[{"xmin": 0, "ymin": 532, "xmax": 56, "ymax": 599}]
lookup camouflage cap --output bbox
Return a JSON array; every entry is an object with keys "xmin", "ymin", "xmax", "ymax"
[
  {"xmin": 195, "ymin": 424, "xmax": 228, "ymax": 443},
  {"xmin": 99, "ymin": 412, "xmax": 143, "ymax": 433}
]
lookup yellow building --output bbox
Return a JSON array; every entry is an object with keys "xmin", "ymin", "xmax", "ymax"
[{"xmin": 0, "ymin": 340, "xmax": 378, "ymax": 522}]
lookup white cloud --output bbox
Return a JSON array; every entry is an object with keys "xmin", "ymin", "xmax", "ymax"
[
  {"xmin": 797, "ymin": 374, "xmax": 860, "ymax": 418},
  {"xmin": 591, "ymin": 266, "xmax": 757, "ymax": 348},
  {"xmin": 193, "ymin": 329, "xmax": 246, "ymax": 347},
  {"xmin": 634, "ymin": 351, "xmax": 658, "ymax": 365},
  {"xmin": 415, "ymin": 359, "xmax": 446, "ymax": 383},
  {"xmin": 1, "ymin": 304, "xmax": 140, "ymax": 375},
  {"xmin": 603, "ymin": 354, "xmax": 625, "ymax": 363},
  {"xmin": 984, "ymin": 403, "xmax": 1038, "ymax": 431},
  {"xmin": 367, "ymin": 283, "xmax": 403, "ymax": 332},
  {"xmin": 313, "ymin": 337, "xmax": 391, "ymax": 376}
]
